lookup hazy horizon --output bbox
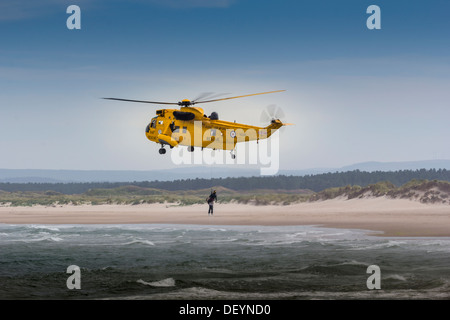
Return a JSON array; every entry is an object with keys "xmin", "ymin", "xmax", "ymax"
[{"xmin": 2, "ymin": 159, "xmax": 450, "ymax": 184}]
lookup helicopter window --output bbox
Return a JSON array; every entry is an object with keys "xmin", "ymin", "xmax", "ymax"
[
  {"xmin": 158, "ymin": 120, "xmax": 164, "ymax": 125},
  {"xmin": 151, "ymin": 120, "xmax": 156, "ymax": 128},
  {"xmin": 182, "ymin": 126, "xmax": 187, "ymax": 133},
  {"xmin": 211, "ymin": 129, "xmax": 216, "ymax": 136},
  {"xmin": 173, "ymin": 126, "xmax": 180, "ymax": 133}
]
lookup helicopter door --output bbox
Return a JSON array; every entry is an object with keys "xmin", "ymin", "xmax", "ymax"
[
  {"xmin": 171, "ymin": 125, "xmax": 181, "ymax": 142},
  {"xmin": 156, "ymin": 119, "xmax": 165, "ymax": 134}
]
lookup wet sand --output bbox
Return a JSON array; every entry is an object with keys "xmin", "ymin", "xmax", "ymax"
[{"xmin": 1, "ymin": 197, "xmax": 449, "ymax": 237}]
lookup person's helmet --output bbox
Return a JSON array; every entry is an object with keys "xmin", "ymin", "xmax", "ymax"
[{"xmin": 213, "ymin": 190, "xmax": 216, "ymax": 193}]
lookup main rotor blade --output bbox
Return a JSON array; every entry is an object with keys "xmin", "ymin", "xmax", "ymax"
[
  {"xmin": 102, "ymin": 98, "xmax": 178, "ymax": 105},
  {"xmin": 194, "ymin": 90, "xmax": 286, "ymax": 104},
  {"xmin": 192, "ymin": 92, "xmax": 214, "ymax": 102},
  {"xmin": 192, "ymin": 92, "xmax": 230, "ymax": 103}
]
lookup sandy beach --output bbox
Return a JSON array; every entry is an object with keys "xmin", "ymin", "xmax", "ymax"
[{"xmin": 1, "ymin": 197, "xmax": 449, "ymax": 237}]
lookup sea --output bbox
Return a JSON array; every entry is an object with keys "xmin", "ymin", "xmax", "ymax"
[{"xmin": 1, "ymin": 223, "xmax": 450, "ymax": 300}]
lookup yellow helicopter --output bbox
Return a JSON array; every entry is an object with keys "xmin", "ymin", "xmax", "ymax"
[{"xmin": 103, "ymin": 90, "xmax": 290, "ymax": 159}]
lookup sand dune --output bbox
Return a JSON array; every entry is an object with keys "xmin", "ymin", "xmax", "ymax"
[{"xmin": 1, "ymin": 197, "xmax": 449, "ymax": 237}]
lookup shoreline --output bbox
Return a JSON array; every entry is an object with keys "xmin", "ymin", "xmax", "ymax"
[{"xmin": 1, "ymin": 198, "xmax": 449, "ymax": 237}]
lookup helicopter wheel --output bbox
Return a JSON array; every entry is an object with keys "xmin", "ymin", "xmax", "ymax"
[
  {"xmin": 187, "ymin": 146, "xmax": 194, "ymax": 152},
  {"xmin": 159, "ymin": 148, "xmax": 166, "ymax": 155},
  {"xmin": 230, "ymin": 150, "xmax": 236, "ymax": 159}
]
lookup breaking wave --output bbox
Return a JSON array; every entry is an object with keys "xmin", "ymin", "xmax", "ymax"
[{"xmin": 137, "ymin": 278, "xmax": 176, "ymax": 287}]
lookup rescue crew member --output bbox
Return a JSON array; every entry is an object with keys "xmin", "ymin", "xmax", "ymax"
[{"xmin": 206, "ymin": 190, "xmax": 217, "ymax": 215}]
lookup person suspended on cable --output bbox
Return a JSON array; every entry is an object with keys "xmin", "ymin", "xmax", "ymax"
[{"xmin": 206, "ymin": 190, "xmax": 217, "ymax": 215}]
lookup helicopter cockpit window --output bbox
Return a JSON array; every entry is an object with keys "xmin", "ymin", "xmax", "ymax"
[{"xmin": 150, "ymin": 119, "xmax": 156, "ymax": 128}]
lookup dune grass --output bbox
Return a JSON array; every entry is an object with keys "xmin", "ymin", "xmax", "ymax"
[{"xmin": 0, "ymin": 180, "xmax": 449, "ymax": 207}]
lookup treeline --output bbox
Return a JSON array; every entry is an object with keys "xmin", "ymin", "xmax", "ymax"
[{"xmin": 0, "ymin": 169, "xmax": 450, "ymax": 194}]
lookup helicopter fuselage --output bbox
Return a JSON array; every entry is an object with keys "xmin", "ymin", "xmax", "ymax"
[{"xmin": 145, "ymin": 106, "xmax": 283, "ymax": 151}]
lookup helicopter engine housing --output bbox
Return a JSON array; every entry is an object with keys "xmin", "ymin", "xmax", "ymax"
[{"xmin": 210, "ymin": 112, "xmax": 219, "ymax": 120}]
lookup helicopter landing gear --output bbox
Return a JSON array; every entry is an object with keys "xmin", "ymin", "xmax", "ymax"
[
  {"xmin": 230, "ymin": 150, "xmax": 236, "ymax": 159},
  {"xmin": 159, "ymin": 147, "xmax": 166, "ymax": 154},
  {"xmin": 187, "ymin": 146, "xmax": 194, "ymax": 152}
]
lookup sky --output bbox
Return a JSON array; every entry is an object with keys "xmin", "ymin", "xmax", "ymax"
[{"xmin": 0, "ymin": 0, "xmax": 449, "ymax": 172}]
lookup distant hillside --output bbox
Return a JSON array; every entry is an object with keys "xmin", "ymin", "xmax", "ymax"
[
  {"xmin": 0, "ymin": 167, "xmax": 261, "ymax": 183},
  {"xmin": 310, "ymin": 180, "xmax": 450, "ymax": 205},
  {"xmin": 339, "ymin": 160, "xmax": 450, "ymax": 172},
  {"xmin": 1, "ymin": 160, "xmax": 450, "ymax": 183}
]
